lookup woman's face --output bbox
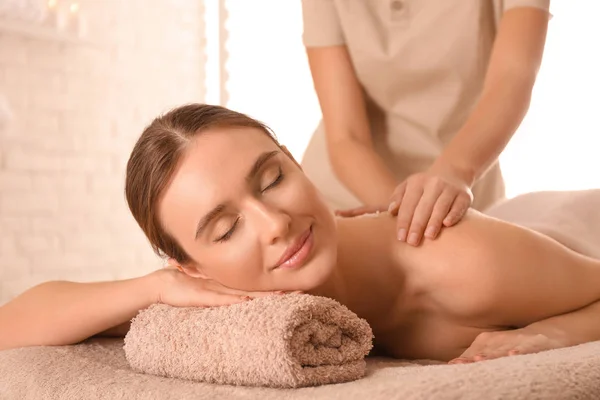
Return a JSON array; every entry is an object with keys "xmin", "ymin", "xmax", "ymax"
[{"xmin": 159, "ymin": 127, "xmax": 338, "ymax": 291}]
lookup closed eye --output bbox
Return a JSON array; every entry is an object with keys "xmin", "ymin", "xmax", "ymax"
[
  {"xmin": 215, "ymin": 217, "xmax": 240, "ymax": 243},
  {"xmin": 262, "ymin": 168, "xmax": 284, "ymax": 192},
  {"xmin": 215, "ymin": 168, "xmax": 283, "ymax": 243}
]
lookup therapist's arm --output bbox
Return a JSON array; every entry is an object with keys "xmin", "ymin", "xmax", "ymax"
[
  {"xmin": 306, "ymin": 45, "xmax": 397, "ymax": 206},
  {"xmin": 432, "ymin": 7, "xmax": 549, "ymax": 185}
]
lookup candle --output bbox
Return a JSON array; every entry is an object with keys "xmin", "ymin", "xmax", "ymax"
[
  {"xmin": 67, "ymin": 1, "xmax": 86, "ymax": 38},
  {"xmin": 45, "ymin": 0, "xmax": 67, "ymax": 30}
]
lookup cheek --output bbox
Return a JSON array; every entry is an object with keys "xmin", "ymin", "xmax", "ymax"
[
  {"xmin": 287, "ymin": 175, "xmax": 327, "ymax": 209},
  {"xmin": 196, "ymin": 239, "xmax": 264, "ymax": 285}
]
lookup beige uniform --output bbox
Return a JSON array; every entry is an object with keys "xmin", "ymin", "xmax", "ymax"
[{"xmin": 301, "ymin": 0, "xmax": 550, "ymax": 210}]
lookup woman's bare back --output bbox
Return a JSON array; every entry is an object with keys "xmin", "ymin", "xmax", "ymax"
[
  {"xmin": 338, "ymin": 212, "xmax": 500, "ymax": 360},
  {"xmin": 345, "ymin": 190, "xmax": 600, "ymax": 361}
]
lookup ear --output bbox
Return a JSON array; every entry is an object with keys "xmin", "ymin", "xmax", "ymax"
[
  {"xmin": 169, "ymin": 259, "xmax": 210, "ymax": 280},
  {"xmin": 281, "ymin": 145, "xmax": 302, "ymax": 170}
]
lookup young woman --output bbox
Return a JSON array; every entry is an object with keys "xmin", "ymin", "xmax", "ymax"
[{"xmin": 1, "ymin": 104, "xmax": 599, "ymax": 365}]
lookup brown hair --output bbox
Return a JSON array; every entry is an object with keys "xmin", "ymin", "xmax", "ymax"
[{"xmin": 125, "ymin": 103, "xmax": 277, "ymax": 264}]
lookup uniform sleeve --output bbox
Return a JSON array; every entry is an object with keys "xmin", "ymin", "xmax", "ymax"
[
  {"xmin": 503, "ymin": 0, "xmax": 550, "ymax": 13},
  {"xmin": 301, "ymin": 0, "xmax": 345, "ymax": 47}
]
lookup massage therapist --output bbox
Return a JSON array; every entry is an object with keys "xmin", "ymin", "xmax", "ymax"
[{"xmin": 299, "ymin": 0, "xmax": 551, "ymax": 245}]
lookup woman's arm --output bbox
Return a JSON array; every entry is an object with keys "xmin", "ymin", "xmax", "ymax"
[
  {"xmin": 432, "ymin": 7, "xmax": 549, "ymax": 185},
  {"xmin": 523, "ymin": 300, "xmax": 600, "ymax": 347},
  {"xmin": 419, "ymin": 211, "xmax": 600, "ymax": 328},
  {"xmin": 306, "ymin": 45, "xmax": 397, "ymax": 206},
  {"xmin": 449, "ymin": 300, "xmax": 600, "ymax": 364},
  {"xmin": 0, "ymin": 269, "xmax": 263, "ymax": 351},
  {"xmin": 0, "ymin": 275, "xmax": 156, "ymax": 351}
]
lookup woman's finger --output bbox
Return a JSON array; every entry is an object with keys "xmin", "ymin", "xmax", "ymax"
[
  {"xmin": 213, "ymin": 284, "xmax": 279, "ymax": 298},
  {"xmin": 449, "ymin": 357, "xmax": 475, "ymax": 364},
  {"xmin": 247, "ymin": 290, "xmax": 284, "ymax": 298},
  {"xmin": 456, "ymin": 339, "xmax": 491, "ymax": 361},
  {"xmin": 457, "ymin": 347, "xmax": 477, "ymax": 361},
  {"xmin": 406, "ymin": 183, "xmax": 445, "ymax": 246},
  {"xmin": 395, "ymin": 183, "xmax": 424, "ymax": 242},
  {"xmin": 200, "ymin": 291, "xmax": 252, "ymax": 307},
  {"xmin": 425, "ymin": 189, "xmax": 457, "ymax": 239}
]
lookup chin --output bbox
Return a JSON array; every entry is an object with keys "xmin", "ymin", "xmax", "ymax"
[{"xmin": 283, "ymin": 249, "xmax": 337, "ymax": 292}]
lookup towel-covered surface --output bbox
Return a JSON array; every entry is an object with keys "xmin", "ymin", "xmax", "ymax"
[
  {"xmin": 2, "ymin": 338, "xmax": 600, "ymax": 399},
  {"xmin": 485, "ymin": 189, "xmax": 600, "ymax": 259},
  {"xmin": 124, "ymin": 295, "xmax": 373, "ymax": 388}
]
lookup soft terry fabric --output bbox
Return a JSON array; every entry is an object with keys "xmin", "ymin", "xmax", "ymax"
[
  {"xmin": 485, "ymin": 190, "xmax": 600, "ymax": 260},
  {"xmin": 123, "ymin": 294, "xmax": 373, "ymax": 388},
  {"xmin": 2, "ymin": 338, "xmax": 600, "ymax": 400}
]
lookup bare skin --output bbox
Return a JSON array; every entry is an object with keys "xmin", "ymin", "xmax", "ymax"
[
  {"xmin": 307, "ymin": 8, "xmax": 549, "ymax": 244},
  {"xmin": 1, "ymin": 127, "xmax": 599, "ymax": 364},
  {"xmin": 158, "ymin": 128, "xmax": 600, "ymax": 362},
  {"xmin": 320, "ymin": 210, "xmax": 600, "ymax": 361}
]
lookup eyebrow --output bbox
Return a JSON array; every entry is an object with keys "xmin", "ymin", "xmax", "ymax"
[{"xmin": 194, "ymin": 150, "xmax": 280, "ymax": 239}]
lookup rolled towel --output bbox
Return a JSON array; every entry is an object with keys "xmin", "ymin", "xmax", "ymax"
[{"xmin": 124, "ymin": 294, "xmax": 373, "ymax": 388}]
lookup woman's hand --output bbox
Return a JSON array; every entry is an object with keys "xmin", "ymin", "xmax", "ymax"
[
  {"xmin": 448, "ymin": 328, "xmax": 568, "ymax": 364},
  {"xmin": 150, "ymin": 268, "xmax": 278, "ymax": 308},
  {"xmin": 389, "ymin": 167, "xmax": 473, "ymax": 246}
]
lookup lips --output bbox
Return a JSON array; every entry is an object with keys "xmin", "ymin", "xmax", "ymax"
[{"xmin": 274, "ymin": 226, "xmax": 313, "ymax": 270}]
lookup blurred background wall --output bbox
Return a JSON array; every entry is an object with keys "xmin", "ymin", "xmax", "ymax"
[
  {"xmin": 0, "ymin": 0, "xmax": 598, "ymax": 305},
  {"xmin": 0, "ymin": 0, "xmax": 206, "ymax": 303}
]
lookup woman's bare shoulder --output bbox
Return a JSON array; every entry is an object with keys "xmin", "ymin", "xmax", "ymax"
[
  {"xmin": 394, "ymin": 210, "xmax": 519, "ymax": 318},
  {"xmin": 400, "ymin": 208, "xmax": 600, "ymax": 327}
]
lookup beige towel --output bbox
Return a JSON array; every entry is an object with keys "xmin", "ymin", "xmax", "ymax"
[
  {"xmin": 4, "ymin": 338, "xmax": 600, "ymax": 399},
  {"xmin": 485, "ymin": 190, "xmax": 600, "ymax": 259},
  {"xmin": 124, "ymin": 294, "xmax": 373, "ymax": 388}
]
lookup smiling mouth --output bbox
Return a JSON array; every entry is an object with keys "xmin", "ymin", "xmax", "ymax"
[{"xmin": 273, "ymin": 226, "xmax": 314, "ymax": 270}]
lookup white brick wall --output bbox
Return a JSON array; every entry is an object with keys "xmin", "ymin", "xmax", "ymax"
[{"xmin": 0, "ymin": 0, "xmax": 206, "ymax": 304}]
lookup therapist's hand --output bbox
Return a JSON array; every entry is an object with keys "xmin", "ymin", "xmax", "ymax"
[
  {"xmin": 334, "ymin": 205, "xmax": 385, "ymax": 218},
  {"xmin": 389, "ymin": 167, "xmax": 473, "ymax": 246}
]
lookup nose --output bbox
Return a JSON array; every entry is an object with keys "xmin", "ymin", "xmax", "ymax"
[{"xmin": 247, "ymin": 199, "xmax": 291, "ymax": 245}]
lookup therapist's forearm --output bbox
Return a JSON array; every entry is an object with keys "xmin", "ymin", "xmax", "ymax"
[
  {"xmin": 434, "ymin": 7, "xmax": 548, "ymax": 185},
  {"xmin": 434, "ymin": 73, "xmax": 534, "ymax": 186},
  {"xmin": 329, "ymin": 138, "xmax": 397, "ymax": 206}
]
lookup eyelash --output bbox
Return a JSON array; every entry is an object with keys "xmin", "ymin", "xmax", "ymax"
[
  {"xmin": 216, "ymin": 217, "xmax": 239, "ymax": 242},
  {"xmin": 262, "ymin": 168, "xmax": 284, "ymax": 192},
  {"xmin": 215, "ymin": 168, "xmax": 285, "ymax": 243}
]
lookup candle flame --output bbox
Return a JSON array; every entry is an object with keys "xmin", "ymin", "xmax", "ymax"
[{"xmin": 70, "ymin": 2, "xmax": 79, "ymax": 13}]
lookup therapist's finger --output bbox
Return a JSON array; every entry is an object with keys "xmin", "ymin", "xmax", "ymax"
[
  {"xmin": 407, "ymin": 184, "xmax": 444, "ymax": 246},
  {"xmin": 395, "ymin": 184, "xmax": 424, "ymax": 242},
  {"xmin": 388, "ymin": 181, "xmax": 407, "ymax": 215},
  {"xmin": 335, "ymin": 205, "xmax": 385, "ymax": 218},
  {"xmin": 424, "ymin": 189, "xmax": 456, "ymax": 239},
  {"xmin": 443, "ymin": 194, "xmax": 471, "ymax": 226}
]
